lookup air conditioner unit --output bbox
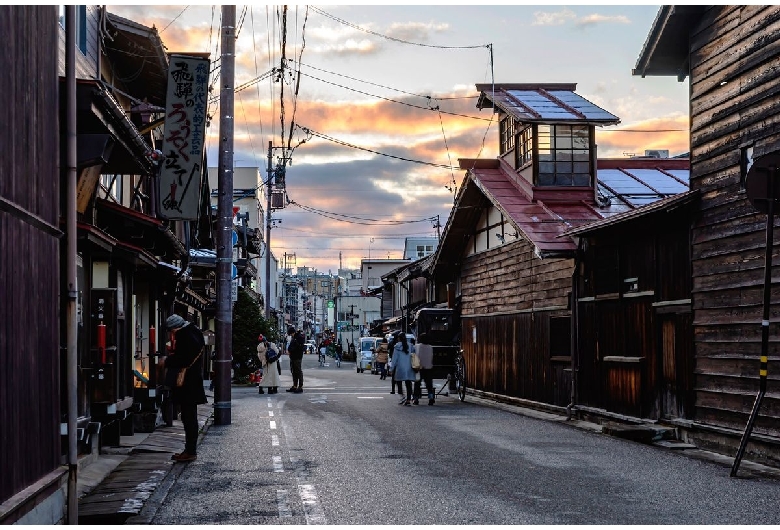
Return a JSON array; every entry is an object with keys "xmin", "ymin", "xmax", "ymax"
[{"xmin": 645, "ymin": 149, "xmax": 669, "ymax": 158}]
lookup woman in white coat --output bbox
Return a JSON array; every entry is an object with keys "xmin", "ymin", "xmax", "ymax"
[{"xmin": 257, "ymin": 335, "xmax": 280, "ymax": 394}]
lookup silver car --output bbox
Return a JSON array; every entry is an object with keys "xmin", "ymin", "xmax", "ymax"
[{"xmin": 357, "ymin": 337, "xmax": 379, "ymax": 373}]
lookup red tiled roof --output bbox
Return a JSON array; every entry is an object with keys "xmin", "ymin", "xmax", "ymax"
[{"xmin": 470, "ymin": 166, "xmax": 605, "ymax": 255}]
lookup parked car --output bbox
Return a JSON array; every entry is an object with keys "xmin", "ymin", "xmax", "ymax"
[
  {"xmin": 304, "ymin": 341, "xmax": 316, "ymax": 355},
  {"xmin": 357, "ymin": 337, "xmax": 380, "ymax": 373}
]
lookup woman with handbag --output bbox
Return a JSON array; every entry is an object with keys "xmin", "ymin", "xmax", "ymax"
[
  {"xmin": 391, "ymin": 332, "xmax": 417, "ymax": 406},
  {"xmin": 257, "ymin": 335, "xmax": 280, "ymax": 394},
  {"xmin": 164, "ymin": 314, "xmax": 207, "ymax": 462}
]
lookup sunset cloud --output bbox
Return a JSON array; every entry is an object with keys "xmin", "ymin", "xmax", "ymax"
[
  {"xmin": 575, "ymin": 14, "xmax": 631, "ymax": 28},
  {"xmin": 532, "ymin": 9, "xmax": 576, "ymax": 26}
]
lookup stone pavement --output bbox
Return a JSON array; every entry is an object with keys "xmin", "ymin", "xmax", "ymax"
[{"xmin": 77, "ymin": 396, "xmax": 214, "ymax": 525}]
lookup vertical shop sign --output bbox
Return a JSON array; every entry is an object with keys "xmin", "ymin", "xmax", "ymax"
[{"xmin": 158, "ymin": 54, "xmax": 210, "ymax": 220}]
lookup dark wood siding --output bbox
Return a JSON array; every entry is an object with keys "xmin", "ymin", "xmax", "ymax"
[
  {"xmin": 460, "ymin": 238, "xmax": 573, "ymax": 406},
  {"xmin": 0, "ymin": 6, "xmax": 61, "ymax": 506},
  {"xmin": 689, "ymin": 5, "xmax": 780, "ymax": 439},
  {"xmin": 576, "ymin": 213, "xmax": 694, "ymax": 420}
]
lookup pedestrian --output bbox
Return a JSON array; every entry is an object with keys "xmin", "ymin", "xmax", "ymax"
[
  {"xmin": 375, "ymin": 336, "xmax": 389, "ymax": 380},
  {"xmin": 391, "ymin": 332, "xmax": 416, "ymax": 406},
  {"xmin": 413, "ymin": 332, "xmax": 436, "ymax": 405},
  {"xmin": 286, "ymin": 326, "xmax": 305, "ymax": 393},
  {"xmin": 164, "ymin": 314, "xmax": 207, "ymax": 462},
  {"xmin": 388, "ymin": 333, "xmax": 402, "ymax": 395},
  {"xmin": 257, "ymin": 335, "xmax": 280, "ymax": 394}
]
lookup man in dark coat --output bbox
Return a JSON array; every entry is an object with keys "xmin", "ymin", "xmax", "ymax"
[
  {"xmin": 164, "ymin": 314, "xmax": 207, "ymax": 462},
  {"xmin": 286, "ymin": 326, "xmax": 305, "ymax": 393}
]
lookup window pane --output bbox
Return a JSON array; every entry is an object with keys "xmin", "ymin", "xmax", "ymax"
[
  {"xmin": 556, "ymin": 161, "xmax": 573, "ymax": 173},
  {"xmin": 555, "ymin": 174, "xmax": 573, "ymax": 186},
  {"xmin": 573, "ymin": 149, "xmax": 589, "ymax": 161},
  {"xmin": 557, "ymin": 151, "xmax": 572, "ymax": 161},
  {"xmin": 573, "ymin": 135, "xmax": 589, "ymax": 149},
  {"xmin": 573, "ymin": 174, "xmax": 591, "ymax": 186},
  {"xmin": 555, "ymin": 136, "xmax": 572, "ymax": 149},
  {"xmin": 539, "ymin": 161, "xmax": 554, "ymax": 173},
  {"xmin": 538, "ymin": 173, "xmax": 554, "ymax": 185},
  {"xmin": 573, "ymin": 161, "xmax": 589, "ymax": 173}
]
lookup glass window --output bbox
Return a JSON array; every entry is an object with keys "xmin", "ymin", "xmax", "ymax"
[
  {"xmin": 500, "ymin": 116, "xmax": 515, "ymax": 154},
  {"xmin": 517, "ymin": 127, "xmax": 533, "ymax": 167},
  {"xmin": 536, "ymin": 125, "xmax": 591, "ymax": 187}
]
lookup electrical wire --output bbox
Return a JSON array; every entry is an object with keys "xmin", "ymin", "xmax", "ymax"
[
  {"xmin": 310, "ymin": 6, "xmax": 488, "ymax": 49},
  {"xmin": 160, "ymin": 6, "xmax": 189, "ymax": 34},
  {"xmin": 286, "ymin": 59, "xmax": 477, "ymax": 101},
  {"xmin": 296, "ymin": 125, "xmax": 457, "ymax": 170},
  {"xmin": 288, "ymin": 199, "xmax": 438, "ymax": 226},
  {"xmin": 294, "ymin": 70, "xmax": 491, "ymax": 122}
]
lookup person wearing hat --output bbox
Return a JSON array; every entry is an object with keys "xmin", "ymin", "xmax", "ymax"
[
  {"xmin": 256, "ymin": 334, "xmax": 280, "ymax": 394},
  {"xmin": 285, "ymin": 326, "xmax": 305, "ymax": 393},
  {"xmin": 164, "ymin": 314, "xmax": 206, "ymax": 462}
]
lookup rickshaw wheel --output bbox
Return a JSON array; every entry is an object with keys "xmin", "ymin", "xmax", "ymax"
[{"xmin": 456, "ymin": 358, "xmax": 466, "ymax": 402}]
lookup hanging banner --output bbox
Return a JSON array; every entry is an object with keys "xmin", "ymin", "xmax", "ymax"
[{"xmin": 157, "ymin": 54, "xmax": 210, "ymax": 220}]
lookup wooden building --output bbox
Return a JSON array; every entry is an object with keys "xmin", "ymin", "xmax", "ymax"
[
  {"xmin": 0, "ymin": 6, "xmax": 62, "ymax": 524},
  {"xmin": 634, "ymin": 5, "xmax": 780, "ymax": 465},
  {"xmin": 430, "ymin": 83, "xmax": 693, "ymax": 415},
  {"xmin": 565, "ymin": 186, "xmax": 698, "ymax": 421}
]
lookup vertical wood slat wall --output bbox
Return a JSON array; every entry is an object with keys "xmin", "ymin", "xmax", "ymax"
[
  {"xmin": 459, "ymin": 239, "xmax": 572, "ymax": 407},
  {"xmin": 689, "ymin": 5, "xmax": 780, "ymax": 437},
  {"xmin": 0, "ymin": 6, "xmax": 61, "ymax": 505}
]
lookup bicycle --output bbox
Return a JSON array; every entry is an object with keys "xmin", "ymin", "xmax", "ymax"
[
  {"xmin": 455, "ymin": 350, "xmax": 466, "ymax": 402},
  {"xmin": 335, "ymin": 353, "xmax": 341, "ymax": 368},
  {"xmin": 318, "ymin": 350, "xmax": 326, "ymax": 367}
]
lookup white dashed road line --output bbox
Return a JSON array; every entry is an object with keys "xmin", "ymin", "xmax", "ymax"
[
  {"xmin": 273, "ymin": 455, "xmax": 284, "ymax": 473},
  {"xmin": 276, "ymin": 489, "xmax": 292, "ymax": 518},
  {"xmin": 298, "ymin": 484, "xmax": 327, "ymax": 525}
]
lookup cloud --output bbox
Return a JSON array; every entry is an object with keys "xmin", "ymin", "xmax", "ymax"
[
  {"xmin": 595, "ymin": 115, "xmax": 690, "ymax": 158},
  {"xmin": 531, "ymin": 9, "xmax": 631, "ymax": 29},
  {"xmin": 532, "ymin": 9, "xmax": 576, "ymax": 26},
  {"xmin": 575, "ymin": 14, "xmax": 631, "ymax": 28},
  {"xmin": 384, "ymin": 21, "xmax": 450, "ymax": 43}
]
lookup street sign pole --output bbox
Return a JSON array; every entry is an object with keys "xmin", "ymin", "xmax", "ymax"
[{"xmin": 732, "ymin": 152, "xmax": 780, "ymax": 476}]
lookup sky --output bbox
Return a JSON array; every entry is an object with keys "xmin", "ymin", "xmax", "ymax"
[{"xmin": 107, "ymin": 4, "xmax": 690, "ymax": 275}]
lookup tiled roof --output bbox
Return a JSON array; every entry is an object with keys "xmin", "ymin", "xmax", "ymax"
[
  {"xmin": 471, "ymin": 167, "xmax": 603, "ymax": 254},
  {"xmin": 468, "ymin": 157, "xmax": 691, "ymax": 256}
]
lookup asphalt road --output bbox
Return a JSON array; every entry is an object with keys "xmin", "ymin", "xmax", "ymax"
[{"xmin": 151, "ymin": 355, "xmax": 780, "ymax": 525}]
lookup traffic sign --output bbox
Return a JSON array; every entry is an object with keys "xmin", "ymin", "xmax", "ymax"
[
  {"xmin": 232, "ymin": 231, "xmax": 238, "ymax": 247},
  {"xmin": 231, "ymin": 263, "xmax": 238, "ymax": 279},
  {"xmin": 327, "ymin": 300, "xmax": 334, "ymax": 308}
]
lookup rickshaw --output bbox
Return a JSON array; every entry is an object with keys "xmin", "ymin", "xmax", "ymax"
[{"xmin": 414, "ymin": 307, "xmax": 466, "ymax": 401}]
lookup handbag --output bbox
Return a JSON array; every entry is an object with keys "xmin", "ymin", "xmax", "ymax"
[
  {"xmin": 410, "ymin": 352, "xmax": 421, "ymax": 371},
  {"xmin": 176, "ymin": 348, "xmax": 203, "ymax": 387}
]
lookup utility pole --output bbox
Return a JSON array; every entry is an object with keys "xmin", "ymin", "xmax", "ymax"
[
  {"xmin": 214, "ymin": 5, "xmax": 235, "ymax": 426},
  {"xmin": 65, "ymin": 6, "xmax": 78, "ymax": 523},
  {"xmin": 349, "ymin": 304, "xmax": 356, "ymax": 353},
  {"xmin": 265, "ymin": 141, "xmax": 272, "ymax": 320}
]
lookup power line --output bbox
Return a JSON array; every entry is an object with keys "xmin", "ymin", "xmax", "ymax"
[
  {"xmin": 310, "ymin": 6, "xmax": 489, "ymax": 49},
  {"xmin": 296, "ymin": 125, "xmax": 457, "ymax": 170},
  {"xmin": 287, "ymin": 199, "xmax": 439, "ymax": 226},
  {"xmin": 160, "ymin": 6, "xmax": 188, "ymax": 34},
  {"xmin": 286, "ymin": 59, "xmax": 477, "ymax": 101},
  {"xmin": 294, "ymin": 69, "xmax": 491, "ymax": 122}
]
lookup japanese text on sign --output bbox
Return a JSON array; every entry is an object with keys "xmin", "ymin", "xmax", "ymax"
[{"xmin": 157, "ymin": 54, "xmax": 210, "ymax": 220}]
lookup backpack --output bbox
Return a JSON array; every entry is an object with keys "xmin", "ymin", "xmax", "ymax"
[{"xmin": 266, "ymin": 342, "xmax": 281, "ymax": 364}]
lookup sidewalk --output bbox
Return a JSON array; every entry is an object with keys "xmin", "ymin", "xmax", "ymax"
[{"xmin": 77, "ymin": 394, "xmax": 214, "ymax": 525}]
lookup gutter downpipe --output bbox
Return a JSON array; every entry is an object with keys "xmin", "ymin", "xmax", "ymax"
[
  {"xmin": 65, "ymin": 6, "xmax": 79, "ymax": 524},
  {"xmin": 567, "ymin": 238, "xmax": 583, "ymax": 421}
]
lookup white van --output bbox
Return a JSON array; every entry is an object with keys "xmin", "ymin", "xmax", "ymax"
[{"xmin": 357, "ymin": 337, "xmax": 380, "ymax": 373}]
